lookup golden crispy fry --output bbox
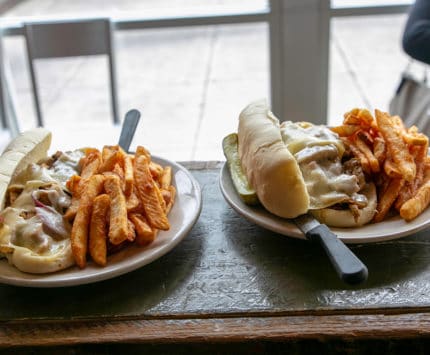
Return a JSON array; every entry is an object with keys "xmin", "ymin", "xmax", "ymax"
[
  {"xmin": 134, "ymin": 155, "xmax": 170, "ymax": 230},
  {"xmin": 80, "ymin": 151, "xmax": 102, "ymax": 180},
  {"xmin": 126, "ymin": 187, "xmax": 142, "ymax": 213},
  {"xmin": 104, "ymin": 174, "xmax": 129, "ymax": 245},
  {"xmin": 127, "ymin": 219, "xmax": 136, "ymax": 242},
  {"xmin": 344, "ymin": 138, "xmax": 371, "ymax": 175},
  {"xmin": 67, "ymin": 143, "xmax": 176, "ymax": 268},
  {"xmin": 159, "ymin": 166, "xmax": 172, "ymax": 190},
  {"xmin": 102, "ymin": 145, "xmax": 117, "ymax": 162},
  {"xmin": 383, "ymin": 157, "xmax": 403, "ymax": 178},
  {"xmin": 355, "ymin": 136, "xmax": 380, "ymax": 173},
  {"xmin": 395, "ymin": 144, "xmax": 428, "ymax": 209},
  {"xmin": 112, "ymin": 163, "xmax": 126, "ymax": 192},
  {"xmin": 403, "ymin": 131, "xmax": 429, "ymax": 146},
  {"xmin": 330, "ymin": 124, "xmax": 360, "ymax": 137},
  {"xmin": 375, "ymin": 109, "xmax": 416, "ymax": 182},
  {"xmin": 64, "ymin": 175, "xmax": 83, "ymax": 220},
  {"xmin": 99, "ymin": 151, "xmax": 122, "ymax": 173},
  {"xmin": 400, "ymin": 167, "xmax": 430, "ymax": 221},
  {"xmin": 166, "ymin": 185, "xmax": 176, "ymax": 214},
  {"xmin": 129, "ymin": 213, "xmax": 156, "ymax": 246},
  {"xmin": 89, "ymin": 194, "xmax": 110, "ymax": 267},
  {"xmin": 136, "ymin": 145, "xmax": 151, "ymax": 159},
  {"xmin": 344, "ymin": 108, "xmax": 374, "ymax": 127},
  {"xmin": 373, "ymin": 136, "xmax": 386, "ymax": 166},
  {"xmin": 373, "ymin": 177, "xmax": 405, "ymax": 223},
  {"xmin": 149, "ymin": 162, "xmax": 164, "ymax": 181},
  {"xmin": 71, "ymin": 174, "xmax": 105, "ymax": 268},
  {"xmin": 123, "ymin": 154, "xmax": 134, "ymax": 196}
]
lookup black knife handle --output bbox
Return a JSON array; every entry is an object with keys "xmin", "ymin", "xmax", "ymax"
[{"xmin": 306, "ymin": 224, "xmax": 368, "ymax": 285}]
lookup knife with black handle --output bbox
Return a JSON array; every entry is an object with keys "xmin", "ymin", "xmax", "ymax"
[{"xmin": 294, "ymin": 213, "xmax": 368, "ymax": 285}]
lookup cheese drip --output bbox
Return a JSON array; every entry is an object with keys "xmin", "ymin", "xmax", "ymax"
[{"xmin": 280, "ymin": 121, "xmax": 365, "ymax": 210}]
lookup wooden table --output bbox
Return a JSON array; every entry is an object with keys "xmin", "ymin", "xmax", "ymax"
[{"xmin": 2, "ymin": 162, "xmax": 430, "ymax": 354}]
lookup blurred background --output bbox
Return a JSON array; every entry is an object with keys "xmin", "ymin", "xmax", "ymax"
[{"xmin": 0, "ymin": 0, "xmax": 417, "ymax": 160}]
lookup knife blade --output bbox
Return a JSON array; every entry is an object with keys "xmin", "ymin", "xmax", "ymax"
[{"xmin": 294, "ymin": 213, "xmax": 368, "ymax": 285}]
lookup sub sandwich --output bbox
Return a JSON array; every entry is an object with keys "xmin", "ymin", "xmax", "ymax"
[
  {"xmin": 237, "ymin": 100, "xmax": 377, "ymax": 227},
  {"xmin": 0, "ymin": 129, "xmax": 82, "ymax": 273}
]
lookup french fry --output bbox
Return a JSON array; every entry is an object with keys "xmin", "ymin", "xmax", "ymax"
[
  {"xmin": 126, "ymin": 187, "xmax": 141, "ymax": 213},
  {"xmin": 104, "ymin": 174, "xmax": 129, "ymax": 245},
  {"xmin": 375, "ymin": 110, "xmax": 416, "ymax": 182},
  {"xmin": 112, "ymin": 163, "xmax": 125, "ymax": 192},
  {"xmin": 123, "ymin": 154, "xmax": 134, "ymax": 196},
  {"xmin": 383, "ymin": 157, "xmax": 403, "ymax": 178},
  {"xmin": 136, "ymin": 145, "xmax": 151, "ymax": 159},
  {"xmin": 66, "ymin": 142, "xmax": 176, "ymax": 268},
  {"xmin": 354, "ymin": 136, "xmax": 380, "ymax": 173},
  {"xmin": 89, "ymin": 194, "xmax": 110, "ymax": 267},
  {"xmin": 373, "ymin": 136, "xmax": 386, "ymax": 166},
  {"xmin": 330, "ymin": 124, "xmax": 359, "ymax": 137},
  {"xmin": 344, "ymin": 138, "xmax": 371, "ymax": 175},
  {"xmin": 64, "ymin": 175, "xmax": 83, "ymax": 220},
  {"xmin": 80, "ymin": 150, "xmax": 102, "ymax": 180},
  {"xmin": 102, "ymin": 145, "xmax": 117, "ymax": 162},
  {"xmin": 395, "ymin": 144, "xmax": 428, "ymax": 209},
  {"xmin": 99, "ymin": 150, "xmax": 122, "ymax": 173},
  {"xmin": 344, "ymin": 108, "xmax": 374, "ymax": 127},
  {"xmin": 127, "ymin": 219, "xmax": 136, "ymax": 242},
  {"xmin": 160, "ymin": 166, "xmax": 172, "ymax": 190},
  {"xmin": 373, "ymin": 177, "xmax": 405, "ymax": 223},
  {"xmin": 165, "ymin": 185, "xmax": 176, "ymax": 214},
  {"xmin": 71, "ymin": 174, "xmax": 105, "ymax": 268},
  {"xmin": 134, "ymin": 155, "xmax": 170, "ymax": 230},
  {"xmin": 149, "ymin": 162, "xmax": 164, "ymax": 180},
  {"xmin": 129, "ymin": 213, "xmax": 156, "ymax": 246},
  {"xmin": 400, "ymin": 168, "xmax": 430, "ymax": 221}
]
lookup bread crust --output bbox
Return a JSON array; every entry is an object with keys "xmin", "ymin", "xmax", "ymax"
[
  {"xmin": 310, "ymin": 182, "xmax": 377, "ymax": 227},
  {"xmin": 238, "ymin": 100, "xmax": 309, "ymax": 218},
  {"xmin": 0, "ymin": 128, "xmax": 51, "ymax": 209}
]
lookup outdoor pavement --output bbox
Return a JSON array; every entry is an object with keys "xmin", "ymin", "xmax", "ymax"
[{"xmin": 0, "ymin": 1, "xmax": 413, "ymax": 161}]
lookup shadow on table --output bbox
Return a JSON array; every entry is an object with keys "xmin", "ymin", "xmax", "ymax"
[{"xmin": 0, "ymin": 222, "xmax": 204, "ymax": 321}]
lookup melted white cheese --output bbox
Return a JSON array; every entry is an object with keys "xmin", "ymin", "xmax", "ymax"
[
  {"xmin": 0, "ymin": 150, "xmax": 83, "ymax": 274},
  {"xmin": 280, "ymin": 121, "xmax": 363, "ymax": 210}
]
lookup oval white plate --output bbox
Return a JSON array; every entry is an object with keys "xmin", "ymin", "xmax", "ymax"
[
  {"xmin": 220, "ymin": 162, "xmax": 430, "ymax": 244},
  {"xmin": 0, "ymin": 157, "xmax": 202, "ymax": 287}
]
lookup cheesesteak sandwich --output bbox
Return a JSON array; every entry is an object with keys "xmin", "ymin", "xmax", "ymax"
[
  {"xmin": 0, "ymin": 129, "xmax": 83, "ymax": 273},
  {"xmin": 236, "ymin": 99, "xmax": 377, "ymax": 227}
]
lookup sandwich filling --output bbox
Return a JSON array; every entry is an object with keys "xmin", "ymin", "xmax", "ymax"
[
  {"xmin": 0, "ymin": 150, "xmax": 83, "ymax": 273},
  {"xmin": 280, "ymin": 121, "xmax": 368, "ymax": 214}
]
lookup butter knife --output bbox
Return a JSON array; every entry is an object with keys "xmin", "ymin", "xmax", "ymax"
[
  {"xmin": 118, "ymin": 109, "xmax": 141, "ymax": 153},
  {"xmin": 294, "ymin": 213, "xmax": 368, "ymax": 285}
]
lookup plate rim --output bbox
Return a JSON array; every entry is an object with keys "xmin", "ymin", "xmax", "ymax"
[
  {"xmin": 219, "ymin": 161, "xmax": 430, "ymax": 244},
  {"xmin": 0, "ymin": 156, "xmax": 202, "ymax": 287}
]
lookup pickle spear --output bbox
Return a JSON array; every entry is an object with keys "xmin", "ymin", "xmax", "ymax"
[{"xmin": 222, "ymin": 133, "xmax": 259, "ymax": 205}]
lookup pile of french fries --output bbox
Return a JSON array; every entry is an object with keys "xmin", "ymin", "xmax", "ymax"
[
  {"xmin": 331, "ymin": 108, "xmax": 430, "ymax": 223},
  {"xmin": 64, "ymin": 145, "xmax": 175, "ymax": 268}
]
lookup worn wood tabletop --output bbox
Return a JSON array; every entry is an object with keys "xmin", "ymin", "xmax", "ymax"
[{"xmin": 2, "ymin": 162, "xmax": 430, "ymax": 352}]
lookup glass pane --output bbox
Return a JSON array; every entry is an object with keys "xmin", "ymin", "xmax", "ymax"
[
  {"xmin": 331, "ymin": 0, "xmax": 413, "ymax": 9},
  {"xmin": 3, "ymin": 23, "xmax": 269, "ymax": 160},
  {"xmin": 328, "ymin": 13, "xmax": 412, "ymax": 126},
  {"xmin": 1, "ymin": 0, "xmax": 269, "ymax": 19}
]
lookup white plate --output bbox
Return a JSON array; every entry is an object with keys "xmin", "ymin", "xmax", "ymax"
[
  {"xmin": 220, "ymin": 162, "xmax": 430, "ymax": 244},
  {"xmin": 0, "ymin": 157, "xmax": 202, "ymax": 287}
]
